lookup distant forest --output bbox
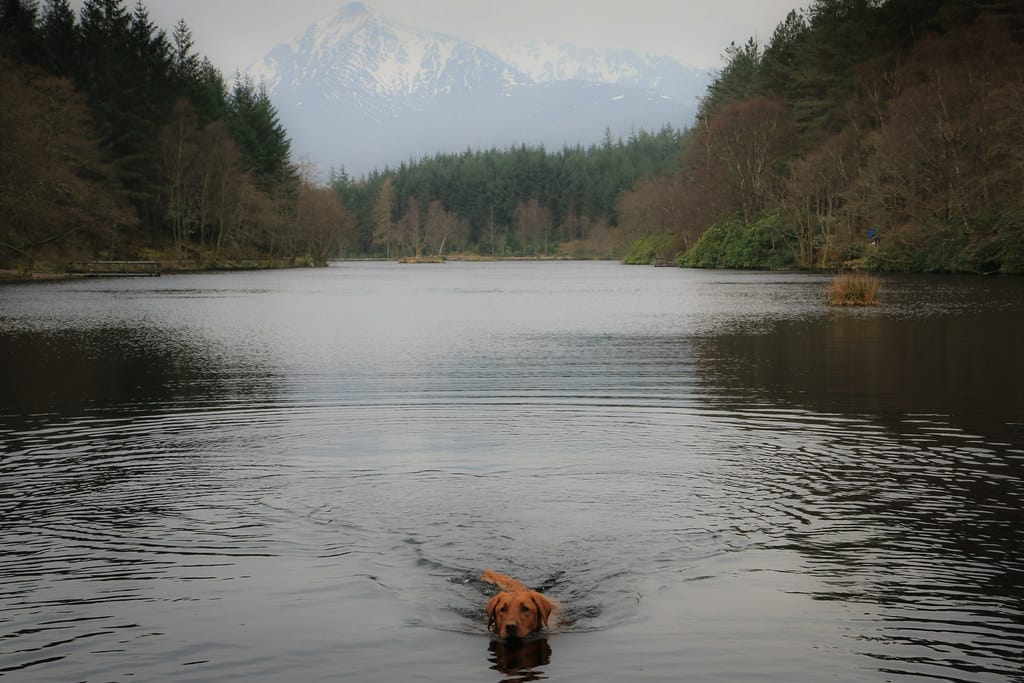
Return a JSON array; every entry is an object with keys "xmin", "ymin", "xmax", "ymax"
[
  {"xmin": 2, "ymin": 0, "xmax": 1023, "ymax": 274},
  {"xmin": 332, "ymin": 128, "xmax": 686, "ymax": 259}
]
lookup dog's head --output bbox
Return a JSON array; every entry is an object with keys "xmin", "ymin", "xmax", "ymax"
[{"xmin": 486, "ymin": 590, "xmax": 554, "ymax": 639}]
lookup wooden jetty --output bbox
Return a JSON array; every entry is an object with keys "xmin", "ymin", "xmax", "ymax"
[{"xmin": 66, "ymin": 260, "xmax": 161, "ymax": 277}]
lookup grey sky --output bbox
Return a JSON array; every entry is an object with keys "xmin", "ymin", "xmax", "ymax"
[{"xmin": 127, "ymin": 1, "xmax": 800, "ymax": 73}]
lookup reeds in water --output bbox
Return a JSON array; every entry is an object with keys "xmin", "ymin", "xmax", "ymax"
[{"xmin": 826, "ymin": 272, "xmax": 881, "ymax": 306}]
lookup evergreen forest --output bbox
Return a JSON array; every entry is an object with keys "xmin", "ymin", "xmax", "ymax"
[{"xmin": 2, "ymin": 0, "xmax": 1023, "ymax": 275}]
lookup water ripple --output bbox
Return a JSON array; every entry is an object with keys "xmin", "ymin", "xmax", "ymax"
[{"xmin": 2, "ymin": 265, "xmax": 1022, "ymax": 681}]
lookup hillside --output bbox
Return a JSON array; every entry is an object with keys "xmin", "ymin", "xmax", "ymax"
[{"xmin": 618, "ymin": 0, "xmax": 1024, "ymax": 273}]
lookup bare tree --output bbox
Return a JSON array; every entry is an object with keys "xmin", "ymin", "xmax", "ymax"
[
  {"xmin": 513, "ymin": 198, "xmax": 552, "ymax": 254},
  {"xmin": 424, "ymin": 200, "xmax": 468, "ymax": 255}
]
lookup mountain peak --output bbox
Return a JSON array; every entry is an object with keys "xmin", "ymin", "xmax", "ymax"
[
  {"xmin": 315, "ymin": 2, "xmax": 374, "ymax": 42},
  {"xmin": 249, "ymin": 5, "xmax": 706, "ymax": 173},
  {"xmin": 335, "ymin": 2, "xmax": 370, "ymax": 20}
]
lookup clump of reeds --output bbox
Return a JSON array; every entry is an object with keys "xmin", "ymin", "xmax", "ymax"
[{"xmin": 826, "ymin": 272, "xmax": 881, "ymax": 306}]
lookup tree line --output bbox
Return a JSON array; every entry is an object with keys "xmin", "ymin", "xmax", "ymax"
[
  {"xmin": 333, "ymin": 127, "xmax": 687, "ymax": 259},
  {"xmin": 0, "ymin": 0, "xmax": 353, "ymax": 273},
  {"xmin": 5, "ymin": 0, "xmax": 1020, "ymax": 273},
  {"xmin": 619, "ymin": 0, "xmax": 1024, "ymax": 273}
]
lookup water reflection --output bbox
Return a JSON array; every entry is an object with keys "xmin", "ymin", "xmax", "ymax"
[
  {"xmin": 696, "ymin": 310, "xmax": 1024, "ymax": 441},
  {"xmin": 691, "ymin": 300, "xmax": 1024, "ymax": 682},
  {"xmin": 1, "ymin": 265, "xmax": 1022, "ymax": 682},
  {"xmin": 0, "ymin": 325, "xmax": 280, "ymax": 420},
  {"xmin": 488, "ymin": 637, "xmax": 551, "ymax": 681}
]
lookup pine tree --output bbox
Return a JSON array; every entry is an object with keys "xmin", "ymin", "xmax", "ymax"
[
  {"xmin": 228, "ymin": 75, "xmax": 295, "ymax": 191},
  {"xmin": 38, "ymin": 0, "xmax": 75, "ymax": 75},
  {"xmin": 0, "ymin": 0, "xmax": 41, "ymax": 62},
  {"xmin": 701, "ymin": 38, "xmax": 763, "ymax": 120}
]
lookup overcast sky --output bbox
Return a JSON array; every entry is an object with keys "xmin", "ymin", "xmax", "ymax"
[{"xmin": 113, "ymin": 1, "xmax": 801, "ymax": 73}]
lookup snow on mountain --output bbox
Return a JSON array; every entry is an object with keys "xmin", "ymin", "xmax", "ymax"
[
  {"xmin": 250, "ymin": 3, "xmax": 523, "ymax": 119},
  {"xmin": 249, "ymin": 2, "xmax": 708, "ymax": 174},
  {"xmin": 492, "ymin": 40, "xmax": 706, "ymax": 100}
]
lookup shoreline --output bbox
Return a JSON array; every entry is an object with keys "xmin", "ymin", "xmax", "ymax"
[{"xmin": 0, "ymin": 258, "xmax": 325, "ymax": 285}]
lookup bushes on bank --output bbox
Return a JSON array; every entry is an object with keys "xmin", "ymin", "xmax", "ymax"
[{"xmin": 677, "ymin": 214, "xmax": 795, "ymax": 269}]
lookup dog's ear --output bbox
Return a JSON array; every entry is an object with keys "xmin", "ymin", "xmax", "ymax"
[
  {"xmin": 531, "ymin": 593, "xmax": 555, "ymax": 627},
  {"xmin": 486, "ymin": 594, "xmax": 502, "ymax": 631}
]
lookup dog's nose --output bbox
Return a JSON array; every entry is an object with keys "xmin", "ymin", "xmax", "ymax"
[{"xmin": 505, "ymin": 623, "xmax": 518, "ymax": 636}]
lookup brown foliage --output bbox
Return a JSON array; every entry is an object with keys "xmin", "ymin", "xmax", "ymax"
[
  {"xmin": 0, "ymin": 59, "xmax": 135, "ymax": 269},
  {"xmin": 784, "ymin": 129, "xmax": 867, "ymax": 268},
  {"xmin": 159, "ymin": 100, "xmax": 257, "ymax": 259},
  {"xmin": 513, "ymin": 198, "xmax": 552, "ymax": 254},
  {"xmin": 617, "ymin": 174, "xmax": 686, "ymax": 244},
  {"xmin": 617, "ymin": 97, "xmax": 794, "ymax": 254},
  {"xmin": 881, "ymin": 19, "xmax": 1022, "ymax": 228},
  {"xmin": 424, "ymin": 200, "xmax": 469, "ymax": 255},
  {"xmin": 705, "ymin": 97, "xmax": 795, "ymax": 223},
  {"xmin": 840, "ymin": 19, "xmax": 1023, "ymax": 270},
  {"xmin": 296, "ymin": 183, "xmax": 353, "ymax": 265},
  {"xmin": 826, "ymin": 272, "xmax": 880, "ymax": 306}
]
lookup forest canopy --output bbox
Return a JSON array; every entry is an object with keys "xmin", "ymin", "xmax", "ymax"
[{"xmin": 332, "ymin": 127, "xmax": 687, "ymax": 259}]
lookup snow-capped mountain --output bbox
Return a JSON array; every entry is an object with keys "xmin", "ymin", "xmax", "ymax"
[
  {"xmin": 250, "ymin": 3, "xmax": 525, "ymax": 119},
  {"xmin": 493, "ymin": 40, "xmax": 707, "ymax": 101},
  {"xmin": 250, "ymin": 2, "xmax": 708, "ymax": 175}
]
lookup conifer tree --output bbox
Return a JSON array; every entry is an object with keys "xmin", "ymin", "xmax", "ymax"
[
  {"xmin": 0, "ymin": 0, "xmax": 41, "ymax": 62},
  {"xmin": 228, "ymin": 75, "xmax": 295, "ymax": 191},
  {"xmin": 38, "ymin": 0, "xmax": 75, "ymax": 75},
  {"xmin": 170, "ymin": 19, "xmax": 200, "ymax": 91}
]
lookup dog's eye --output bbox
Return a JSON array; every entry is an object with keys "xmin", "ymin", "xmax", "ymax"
[
  {"xmin": 499, "ymin": 605, "xmax": 508, "ymax": 612},
  {"xmin": 520, "ymin": 604, "xmax": 531, "ymax": 612}
]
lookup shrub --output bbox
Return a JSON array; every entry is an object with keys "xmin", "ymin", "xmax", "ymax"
[
  {"xmin": 678, "ymin": 213, "xmax": 795, "ymax": 269},
  {"xmin": 624, "ymin": 234, "xmax": 676, "ymax": 265},
  {"xmin": 826, "ymin": 272, "xmax": 881, "ymax": 306}
]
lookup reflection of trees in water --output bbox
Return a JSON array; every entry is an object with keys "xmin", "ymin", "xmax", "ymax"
[
  {"xmin": 488, "ymin": 637, "xmax": 551, "ymax": 682},
  {"xmin": 0, "ymin": 325, "xmax": 282, "ymax": 532},
  {"xmin": 1, "ymin": 326, "xmax": 287, "ymax": 641},
  {"xmin": 692, "ymin": 313, "xmax": 1024, "ymax": 673},
  {"xmin": 0, "ymin": 326, "xmax": 278, "ymax": 418},
  {"xmin": 695, "ymin": 312, "xmax": 1023, "ymax": 441},
  {"xmin": 693, "ymin": 313, "xmax": 1024, "ymax": 574}
]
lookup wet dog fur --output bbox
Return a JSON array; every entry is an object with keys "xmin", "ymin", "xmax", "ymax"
[{"xmin": 482, "ymin": 569, "xmax": 557, "ymax": 640}]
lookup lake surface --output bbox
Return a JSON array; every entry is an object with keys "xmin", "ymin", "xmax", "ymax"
[{"xmin": 1, "ymin": 261, "xmax": 1022, "ymax": 682}]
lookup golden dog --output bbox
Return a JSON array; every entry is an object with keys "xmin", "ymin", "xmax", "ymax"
[{"xmin": 482, "ymin": 569, "xmax": 557, "ymax": 639}]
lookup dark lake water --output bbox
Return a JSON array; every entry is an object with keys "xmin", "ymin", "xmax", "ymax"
[{"xmin": 1, "ymin": 261, "xmax": 1022, "ymax": 682}]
